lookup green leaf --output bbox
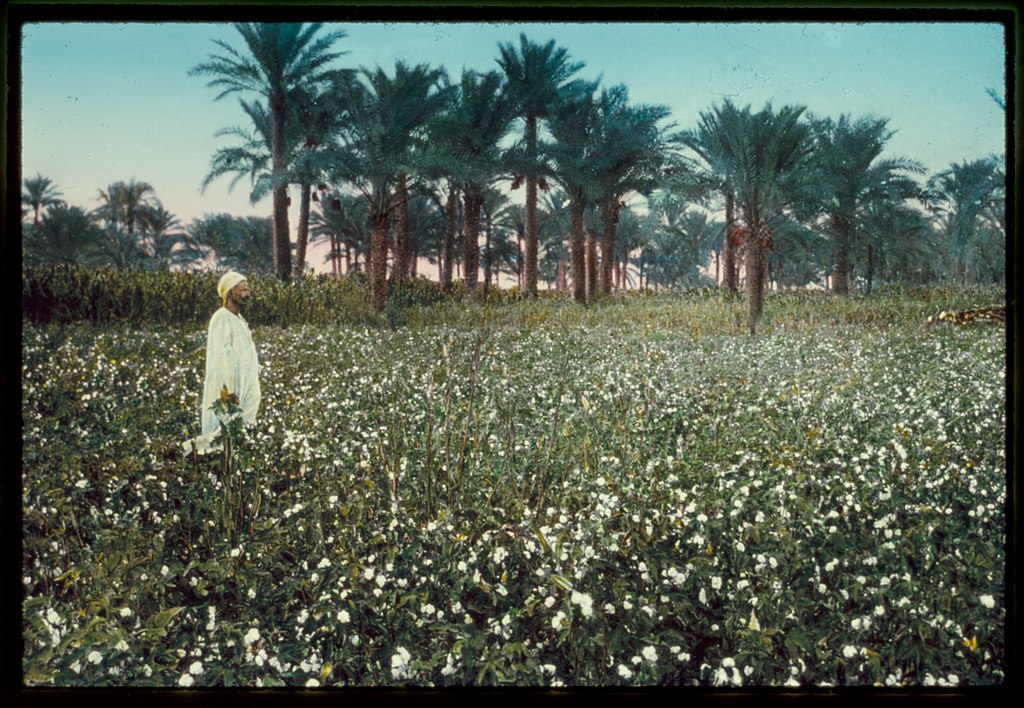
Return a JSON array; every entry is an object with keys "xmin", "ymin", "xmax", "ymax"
[{"xmin": 153, "ymin": 605, "xmax": 186, "ymax": 628}]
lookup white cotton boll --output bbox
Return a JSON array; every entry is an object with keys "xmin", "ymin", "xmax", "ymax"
[
  {"xmin": 980, "ymin": 595, "xmax": 995, "ymax": 609},
  {"xmin": 617, "ymin": 664, "xmax": 633, "ymax": 679},
  {"xmin": 642, "ymin": 646, "xmax": 658, "ymax": 663},
  {"xmin": 87, "ymin": 651, "xmax": 102, "ymax": 665},
  {"xmin": 178, "ymin": 673, "xmax": 194, "ymax": 687},
  {"xmin": 571, "ymin": 590, "xmax": 594, "ymax": 617},
  {"xmin": 711, "ymin": 576, "xmax": 722, "ymax": 590},
  {"xmin": 189, "ymin": 661, "xmax": 204, "ymax": 675}
]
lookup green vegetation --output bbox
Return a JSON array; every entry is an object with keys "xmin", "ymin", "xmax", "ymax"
[{"xmin": 22, "ymin": 282, "xmax": 1005, "ymax": 687}]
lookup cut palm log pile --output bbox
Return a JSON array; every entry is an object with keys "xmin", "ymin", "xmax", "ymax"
[{"xmin": 927, "ymin": 305, "xmax": 1006, "ymax": 326}]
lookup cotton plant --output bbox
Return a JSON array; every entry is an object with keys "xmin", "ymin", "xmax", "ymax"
[{"xmin": 21, "ymin": 292, "xmax": 1006, "ymax": 687}]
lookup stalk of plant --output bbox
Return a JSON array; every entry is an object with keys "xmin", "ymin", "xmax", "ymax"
[{"xmin": 210, "ymin": 386, "xmax": 261, "ymax": 545}]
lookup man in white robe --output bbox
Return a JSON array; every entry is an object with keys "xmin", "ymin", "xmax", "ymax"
[{"xmin": 183, "ymin": 271, "xmax": 261, "ymax": 453}]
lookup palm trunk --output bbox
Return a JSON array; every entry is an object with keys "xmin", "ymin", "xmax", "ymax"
[
  {"xmin": 831, "ymin": 213, "xmax": 851, "ymax": 295},
  {"xmin": 392, "ymin": 174, "xmax": 411, "ymax": 284},
  {"xmin": 600, "ymin": 199, "xmax": 618, "ymax": 296},
  {"xmin": 865, "ymin": 243, "xmax": 875, "ymax": 295},
  {"xmin": 723, "ymin": 188, "xmax": 737, "ymax": 292},
  {"xmin": 271, "ymin": 93, "xmax": 292, "ymax": 282},
  {"xmin": 370, "ymin": 211, "xmax": 390, "ymax": 311},
  {"xmin": 586, "ymin": 228, "xmax": 598, "ymax": 303},
  {"xmin": 463, "ymin": 186, "xmax": 482, "ymax": 295},
  {"xmin": 296, "ymin": 182, "xmax": 312, "ymax": 276},
  {"xmin": 483, "ymin": 219, "xmax": 493, "ymax": 293},
  {"xmin": 524, "ymin": 115, "xmax": 539, "ymax": 299},
  {"xmin": 517, "ymin": 231, "xmax": 524, "ymax": 289},
  {"xmin": 746, "ymin": 223, "xmax": 765, "ymax": 335},
  {"xmin": 443, "ymin": 184, "xmax": 457, "ymax": 292},
  {"xmin": 570, "ymin": 203, "xmax": 586, "ymax": 304}
]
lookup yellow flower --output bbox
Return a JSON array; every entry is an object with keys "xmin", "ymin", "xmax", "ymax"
[
  {"xmin": 748, "ymin": 608, "xmax": 761, "ymax": 632},
  {"xmin": 962, "ymin": 636, "xmax": 978, "ymax": 652},
  {"xmin": 220, "ymin": 385, "xmax": 231, "ymax": 404}
]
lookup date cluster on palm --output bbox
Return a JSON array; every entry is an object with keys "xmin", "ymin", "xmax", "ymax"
[{"xmin": 927, "ymin": 305, "xmax": 1006, "ymax": 326}]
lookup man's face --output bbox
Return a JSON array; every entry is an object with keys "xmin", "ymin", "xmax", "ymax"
[{"xmin": 229, "ymin": 281, "xmax": 250, "ymax": 308}]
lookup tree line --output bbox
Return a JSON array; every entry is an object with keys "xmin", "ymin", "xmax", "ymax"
[{"xmin": 22, "ymin": 23, "xmax": 1005, "ymax": 332}]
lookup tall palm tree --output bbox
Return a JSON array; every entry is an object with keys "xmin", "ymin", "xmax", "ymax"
[
  {"xmin": 688, "ymin": 100, "xmax": 813, "ymax": 333},
  {"xmin": 437, "ymin": 69, "xmax": 516, "ymax": 295},
  {"xmin": 22, "ymin": 174, "xmax": 64, "ymax": 227},
  {"xmin": 287, "ymin": 84, "xmax": 351, "ymax": 275},
  {"xmin": 590, "ymin": 85, "xmax": 673, "ymax": 296},
  {"xmin": 331, "ymin": 61, "xmax": 450, "ymax": 310},
  {"xmin": 807, "ymin": 114, "xmax": 924, "ymax": 294},
  {"xmin": 678, "ymin": 104, "xmax": 746, "ymax": 293},
  {"xmin": 497, "ymin": 33, "xmax": 587, "ymax": 299},
  {"xmin": 538, "ymin": 189, "xmax": 573, "ymax": 291},
  {"xmin": 546, "ymin": 81, "xmax": 602, "ymax": 303},
  {"xmin": 926, "ymin": 156, "xmax": 1004, "ymax": 284},
  {"xmin": 190, "ymin": 22, "xmax": 348, "ymax": 282}
]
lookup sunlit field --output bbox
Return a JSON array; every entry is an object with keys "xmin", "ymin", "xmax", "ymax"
[{"xmin": 22, "ymin": 287, "xmax": 1006, "ymax": 687}]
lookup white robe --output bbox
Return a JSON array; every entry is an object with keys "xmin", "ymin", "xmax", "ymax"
[{"xmin": 200, "ymin": 307, "xmax": 261, "ymax": 437}]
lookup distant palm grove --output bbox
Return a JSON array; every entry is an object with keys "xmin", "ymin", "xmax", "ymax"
[{"xmin": 21, "ymin": 23, "xmax": 1006, "ymax": 332}]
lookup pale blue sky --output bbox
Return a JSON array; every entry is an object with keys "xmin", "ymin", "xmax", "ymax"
[{"xmin": 20, "ymin": 21, "xmax": 1007, "ymax": 230}]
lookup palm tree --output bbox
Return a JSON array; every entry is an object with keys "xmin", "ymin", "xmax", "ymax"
[
  {"xmin": 188, "ymin": 213, "xmax": 275, "ymax": 273},
  {"xmin": 95, "ymin": 179, "xmax": 155, "ymax": 235},
  {"xmin": 190, "ymin": 22, "xmax": 348, "ymax": 282},
  {"xmin": 497, "ymin": 34, "xmax": 587, "ymax": 299},
  {"xmin": 310, "ymin": 191, "xmax": 371, "ymax": 276},
  {"xmin": 806, "ymin": 114, "xmax": 925, "ymax": 294},
  {"xmin": 646, "ymin": 192, "xmax": 720, "ymax": 289},
  {"xmin": 857, "ymin": 199, "xmax": 934, "ymax": 292},
  {"xmin": 287, "ymin": 84, "xmax": 351, "ymax": 276},
  {"xmin": 926, "ymin": 156, "xmax": 1004, "ymax": 284},
  {"xmin": 479, "ymin": 186, "xmax": 519, "ymax": 291},
  {"xmin": 136, "ymin": 201, "xmax": 202, "ymax": 269},
  {"xmin": 614, "ymin": 206, "xmax": 649, "ymax": 290},
  {"xmin": 23, "ymin": 204, "xmax": 103, "ymax": 265},
  {"xmin": 546, "ymin": 81, "xmax": 603, "ymax": 303},
  {"xmin": 436, "ymin": 69, "xmax": 516, "ymax": 295},
  {"xmin": 331, "ymin": 61, "xmax": 450, "ymax": 309},
  {"xmin": 590, "ymin": 85, "xmax": 673, "ymax": 296},
  {"xmin": 677, "ymin": 105, "xmax": 746, "ymax": 293},
  {"xmin": 22, "ymin": 174, "xmax": 64, "ymax": 228},
  {"xmin": 687, "ymin": 100, "xmax": 813, "ymax": 333}
]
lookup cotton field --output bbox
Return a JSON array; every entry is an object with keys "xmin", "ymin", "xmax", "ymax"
[{"xmin": 21, "ymin": 295, "xmax": 1006, "ymax": 687}]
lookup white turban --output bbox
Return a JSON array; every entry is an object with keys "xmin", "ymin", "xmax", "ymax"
[{"xmin": 217, "ymin": 271, "xmax": 246, "ymax": 305}]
